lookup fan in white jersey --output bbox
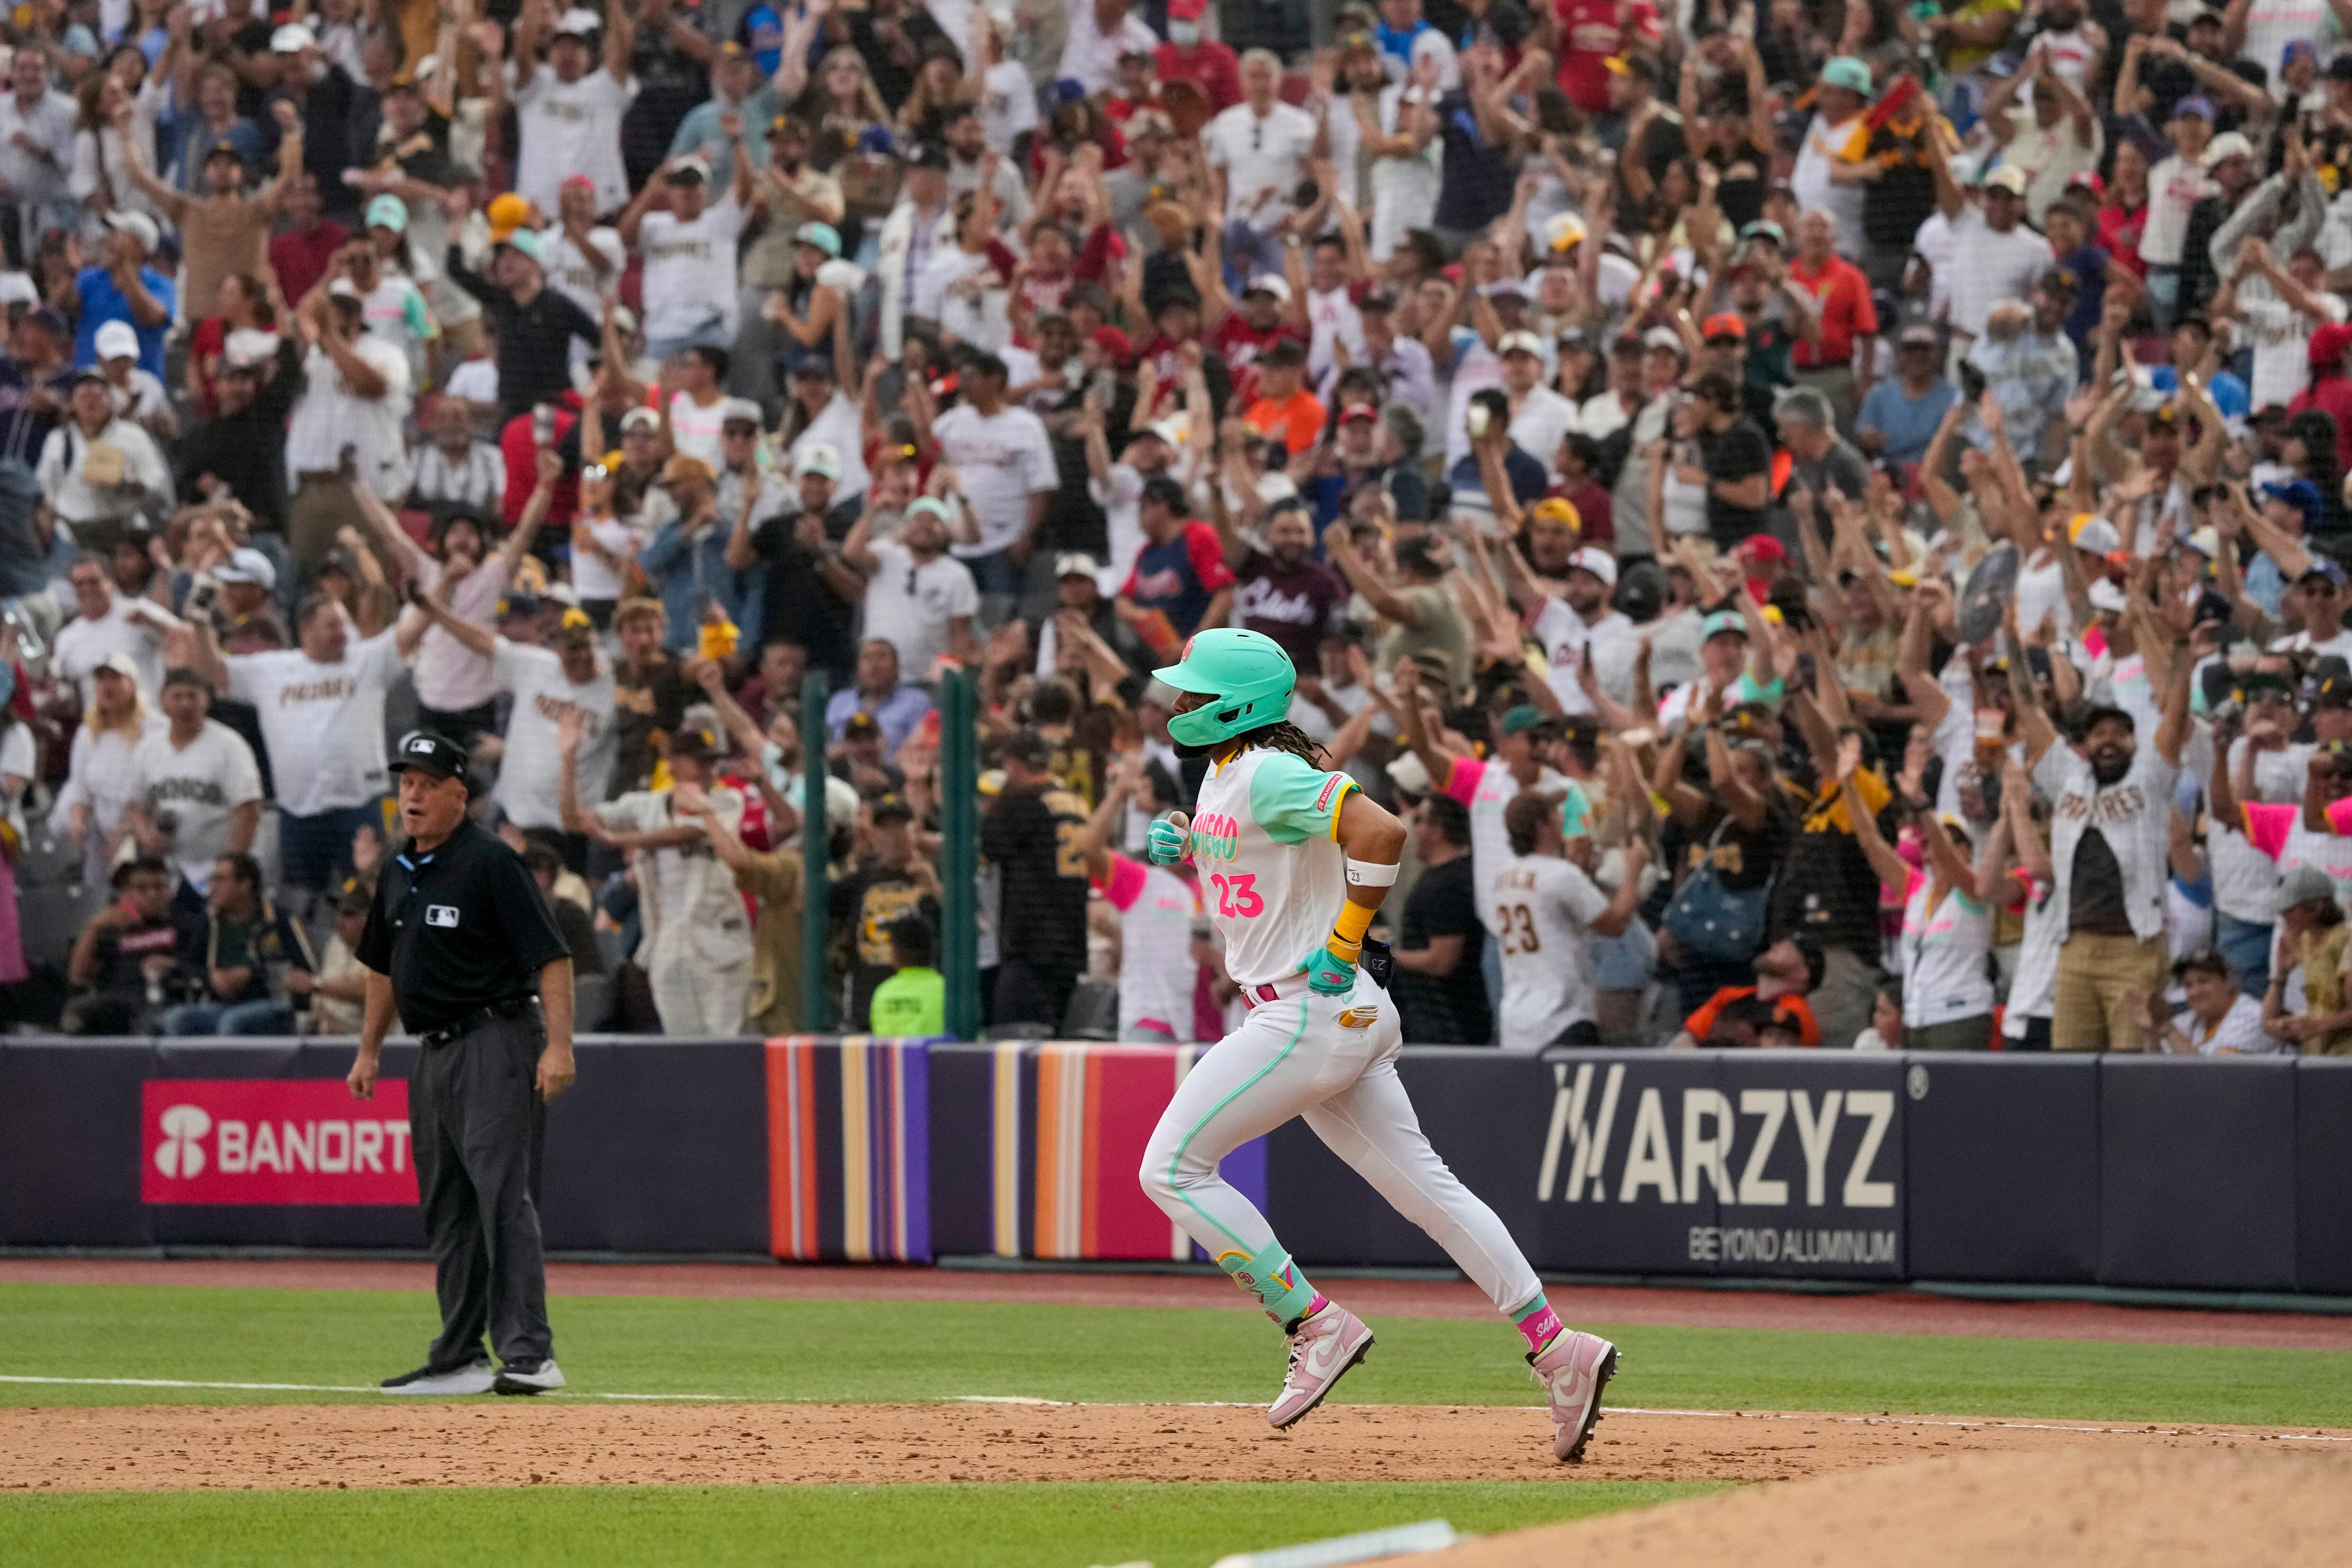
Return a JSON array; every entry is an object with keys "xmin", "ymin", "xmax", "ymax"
[
  {"xmin": 404, "ymin": 586, "xmax": 619, "ymax": 834},
  {"xmin": 1490, "ymin": 791, "xmax": 1647, "ymax": 1049},
  {"xmin": 1135, "ymin": 627, "xmax": 1620, "ymax": 1463},
  {"xmin": 1082, "ymin": 755, "xmax": 1203, "ymax": 1042},
  {"xmin": 120, "ymin": 670, "xmax": 263, "ymax": 897},
  {"xmin": 1992, "ymin": 749, "xmax": 2061, "ymax": 1049},
  {"xmin": 2139, "ymin": 948, "xmax": 2280, "ymax": 1054},
  {"xmin": 507, "ymin": 7, "xmax": 639, "ymax": 216},
  {"xmin": 1839, "ymin": 731, "xmax": 1999, "ymax": 1051},
  {"xmin": 1398, "ymin": 674, "xmax": 1589, "ymax": 936}
]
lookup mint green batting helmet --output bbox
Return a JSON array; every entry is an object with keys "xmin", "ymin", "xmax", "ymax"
[{"xmin": 1156, "ymin": 628, "xmax": 1297, "ymax": 747}]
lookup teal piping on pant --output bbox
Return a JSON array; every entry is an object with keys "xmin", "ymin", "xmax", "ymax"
[{"xmin": 1168, "ymin": 996, "xmax": 1309, "ymax": 1253}]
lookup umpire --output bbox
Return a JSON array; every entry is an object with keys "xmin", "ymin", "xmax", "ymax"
[{"xmin": 347, "ymin": 730, "xmax": 576, "ymax": 1397}]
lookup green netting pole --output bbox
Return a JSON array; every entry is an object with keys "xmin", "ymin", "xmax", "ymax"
[
  {"xmin": 799, "ymin": 669, "xmax": 832, "ymax": 1033},
  {"xmin": 940, "ymin": 667, "xmax": 981, "ymax": 1041}
]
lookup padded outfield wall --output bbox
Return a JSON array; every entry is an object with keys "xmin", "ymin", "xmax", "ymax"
[{"xmin": 3, "ymin": 1038, "xmax": 2344, "ymax": 1296}]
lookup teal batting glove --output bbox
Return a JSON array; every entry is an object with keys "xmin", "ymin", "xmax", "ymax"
[
  {"xmin": 1146, "ymin": 816, "xmax": 1189, "ymax": 866},
  {"xmin": 1302, "ymin": 943, "xmax": 1358, "ymax": 996}
]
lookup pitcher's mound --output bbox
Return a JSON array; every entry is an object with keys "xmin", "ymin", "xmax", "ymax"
[{"xmin": 1433, "ymin": 1447, "xmax": 2352, "ymax": 1567}]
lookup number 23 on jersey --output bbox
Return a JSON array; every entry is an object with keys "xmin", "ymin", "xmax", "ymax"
[
  {"xmin": 1210, "ymin": 873, "xmax": 1264, "ymax": 918},
  {"xmin": 1496, "ymin": 903, "xmax": 1541, "ymax": 954}
]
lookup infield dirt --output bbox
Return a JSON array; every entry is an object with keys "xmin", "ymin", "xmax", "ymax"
[
  {"xmin": 1432, "ymin": 1448, "xmax": 2352, "ymax": 1567},
  {"xmin": 6, "ymin": 1400, "xmax": 2347, "ymax": 1493}
]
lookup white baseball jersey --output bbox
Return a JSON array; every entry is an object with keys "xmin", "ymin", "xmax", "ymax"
[
  {"xmin": 223, "ymin": 630, "xmax": 402, "ymax": 817},
  {"xmin": 1529, "ymin": 600, "xmax": 1639, "ymax": 717},
  {"xmin": 1442, "ymin": 755, "xmax": 1589, "ymax": 935},
  {"xmin": 1098, "ymin": 851, "xmax": 1201, "ymax": 1042},
  {"xmin": 1895, "ymin": 869, "xmax": 1995, "ymax": 1029},
  {"xmin": 1187, "ymin": 747, "xmax": 1357, "ymax": 988},
  {"xmin": 1488, "ymin": 852, "xmax": 1610, "ymax": 1050}
]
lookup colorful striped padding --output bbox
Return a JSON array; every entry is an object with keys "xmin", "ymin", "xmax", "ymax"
[
  {"xmin": 990, "ymin": 1041, "xmax": 1268, "ymax": 1262},
  {"xmin": 765, "ymin": 1035, "xmax": 932, "ymax": 1262}
]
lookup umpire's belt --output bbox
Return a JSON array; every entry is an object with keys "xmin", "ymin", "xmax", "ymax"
[{"xmin": 419, "ymin": 996, "xmax": 535, "ymax": 1049}]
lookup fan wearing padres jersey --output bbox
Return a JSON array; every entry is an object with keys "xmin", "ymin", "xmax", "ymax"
[
  {"xmin": 347, "ymin": 731, "xmax": 573, "ymax": 1398},
  {"xmin": 1081, "ymin": 753, "xmax": 1202, "ymax": 1042},
  {"xmin": 1491, "ymin": 791, "xmax": 1647, "ymax": 1049},
  {"xmin": 1136, "ymin": 629, "xmax": 1619, "ymax": 1463},
  {"xmin": 1397, "ymin": 675, "xmax": 1590, "ymax": 939}
]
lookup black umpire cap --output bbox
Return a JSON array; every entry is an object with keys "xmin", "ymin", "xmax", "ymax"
[{"xmin": 390, "ymin": 730, "xmax": 473, "ymax": 789}]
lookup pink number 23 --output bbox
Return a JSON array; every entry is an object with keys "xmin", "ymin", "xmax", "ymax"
[{"xmin": 1210, "ymin": 873, "xmax": 1264, "ymax": 919}]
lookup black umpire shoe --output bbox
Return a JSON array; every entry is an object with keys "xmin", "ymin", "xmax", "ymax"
[
  {"xmin": 381, "ymin": 1359, "xmax": 496, "ymax": 1395},
  {"xmin": 493, "ymin": 1359, "xmax": 567, "ymax": 1395}
]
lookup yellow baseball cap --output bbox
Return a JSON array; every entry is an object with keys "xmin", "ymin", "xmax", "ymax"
[
  {"xmin": 486, "ymin": 192, "xmax": 537, "ymax": 241},
  {"xmin": 1530, "ymin": 496, "xmax": 1583, "ymax": 532}
]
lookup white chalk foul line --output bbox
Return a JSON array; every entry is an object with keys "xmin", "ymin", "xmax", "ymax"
[
  {"xmin": 0, "ymin": 1375, "xmax": 377, "ymax": 1393},
  {"xmin": 0, "ymin": 1375, "xmax": 742, "ymax": 1402}
]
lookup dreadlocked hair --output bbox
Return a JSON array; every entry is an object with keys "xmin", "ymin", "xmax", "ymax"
[{"xmin": 1240, "ymin": 720, "xmax": 1330, "ymax": 768}]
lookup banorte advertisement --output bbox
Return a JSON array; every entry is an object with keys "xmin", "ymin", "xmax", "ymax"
[{"xmin": 141, "ymin": 1080, "xmax": 419, "ymax": 1206}]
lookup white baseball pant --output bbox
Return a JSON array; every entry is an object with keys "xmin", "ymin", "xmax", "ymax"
[
  {"xmin": 647, "ymin": 945, "xmax": 752, "ymax": 1037},
  {"xmin": 1138, "ymin": 975, "xmax": 1544, "ymax": 1318}
]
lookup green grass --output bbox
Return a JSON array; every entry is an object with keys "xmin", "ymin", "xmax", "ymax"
[
  {"xmin": 4, "ymin": 1283, "xmax": 2349, "ymax": 1426},
  {"xmin": 0, "ymin": 1480, "xmax": 1719, "ymax": 1568}
]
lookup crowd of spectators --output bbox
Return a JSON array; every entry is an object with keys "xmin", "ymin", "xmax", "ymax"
[{"xmin": 0, "ymin": 0, "xmax": 2348, "ymax": 1056}]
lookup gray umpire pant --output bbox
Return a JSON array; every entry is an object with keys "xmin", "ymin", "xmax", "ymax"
[{"xmin": 412, "ymin": 1011, "xmax": 554, "ymax": 1369}]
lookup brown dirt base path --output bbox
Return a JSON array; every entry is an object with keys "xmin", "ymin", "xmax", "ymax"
[
  {"xmin": 4, "ymin": 1400, "xmax": 2347, "ymax": 1493},
  {"xmin": 1433, "ymin": 1448, "xmax": 2352, "ymax": 1568}
]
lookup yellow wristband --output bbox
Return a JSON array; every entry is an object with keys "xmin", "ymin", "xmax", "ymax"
[{"xmin": 1332, "ymin": 900, "xmax": 1374, "ymax": 949}]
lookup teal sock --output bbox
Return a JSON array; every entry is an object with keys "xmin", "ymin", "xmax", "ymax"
[
  {"xmin": 1513, "ymin": 1294, "xmax": 1564, "ymax": 1354},
  {"xmin": 1215, "ymin": 1241, "xmax": 1319, "ymax": 1328}
]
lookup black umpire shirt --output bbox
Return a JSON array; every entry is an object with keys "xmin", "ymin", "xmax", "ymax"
[{"xmin": 357, "ymin": 819, "xmax": 569, "ymax": 1034}]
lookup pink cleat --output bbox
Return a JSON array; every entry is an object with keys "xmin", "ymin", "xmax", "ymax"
[
  {"xmin": 1266, "ymin": 1304, "xmax": 1375, "ymax": 1430},
  {"xmin": 1529, "ymin": 1329, "xmax": 1618, "ymax": 1462}
]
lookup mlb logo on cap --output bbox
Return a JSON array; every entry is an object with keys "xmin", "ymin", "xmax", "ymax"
[{"xmin": 389, "ymin": 730, "xmax": 470, "ymax": 784}]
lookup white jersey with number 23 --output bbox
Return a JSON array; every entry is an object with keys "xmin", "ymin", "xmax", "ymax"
[
  {"xmin": 1489, "ymin": 852, "xmax": 1611, "ymax": 1050},
  {"xmin": 1187, "ymin": 747, "xmax": 1358, "ymax": 989}
]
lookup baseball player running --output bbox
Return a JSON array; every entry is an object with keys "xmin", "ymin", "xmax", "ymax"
[{"xmin": 1136, "ymin": 629, "xmax": 1617, "ymax": 1460}]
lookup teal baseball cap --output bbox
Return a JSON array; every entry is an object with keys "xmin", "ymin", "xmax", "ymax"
[
  {"xmin": 498, "ymin": 226, "xmax": 545, "ymax": 266},
  {"xmin": 1702, "ymin": 609, "xmax": 1748, "ymax": 640},
  {"xmin": 1499, "ymin": 704, "xmax": 1550, "ymax": 738},
  {"xmin": 794, "ymin": 221, "xmax": 841, "ymax": 258},
  {"xmin": 1819, "ymin": 55, "xmax": 1873, "ymax": 96}
]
